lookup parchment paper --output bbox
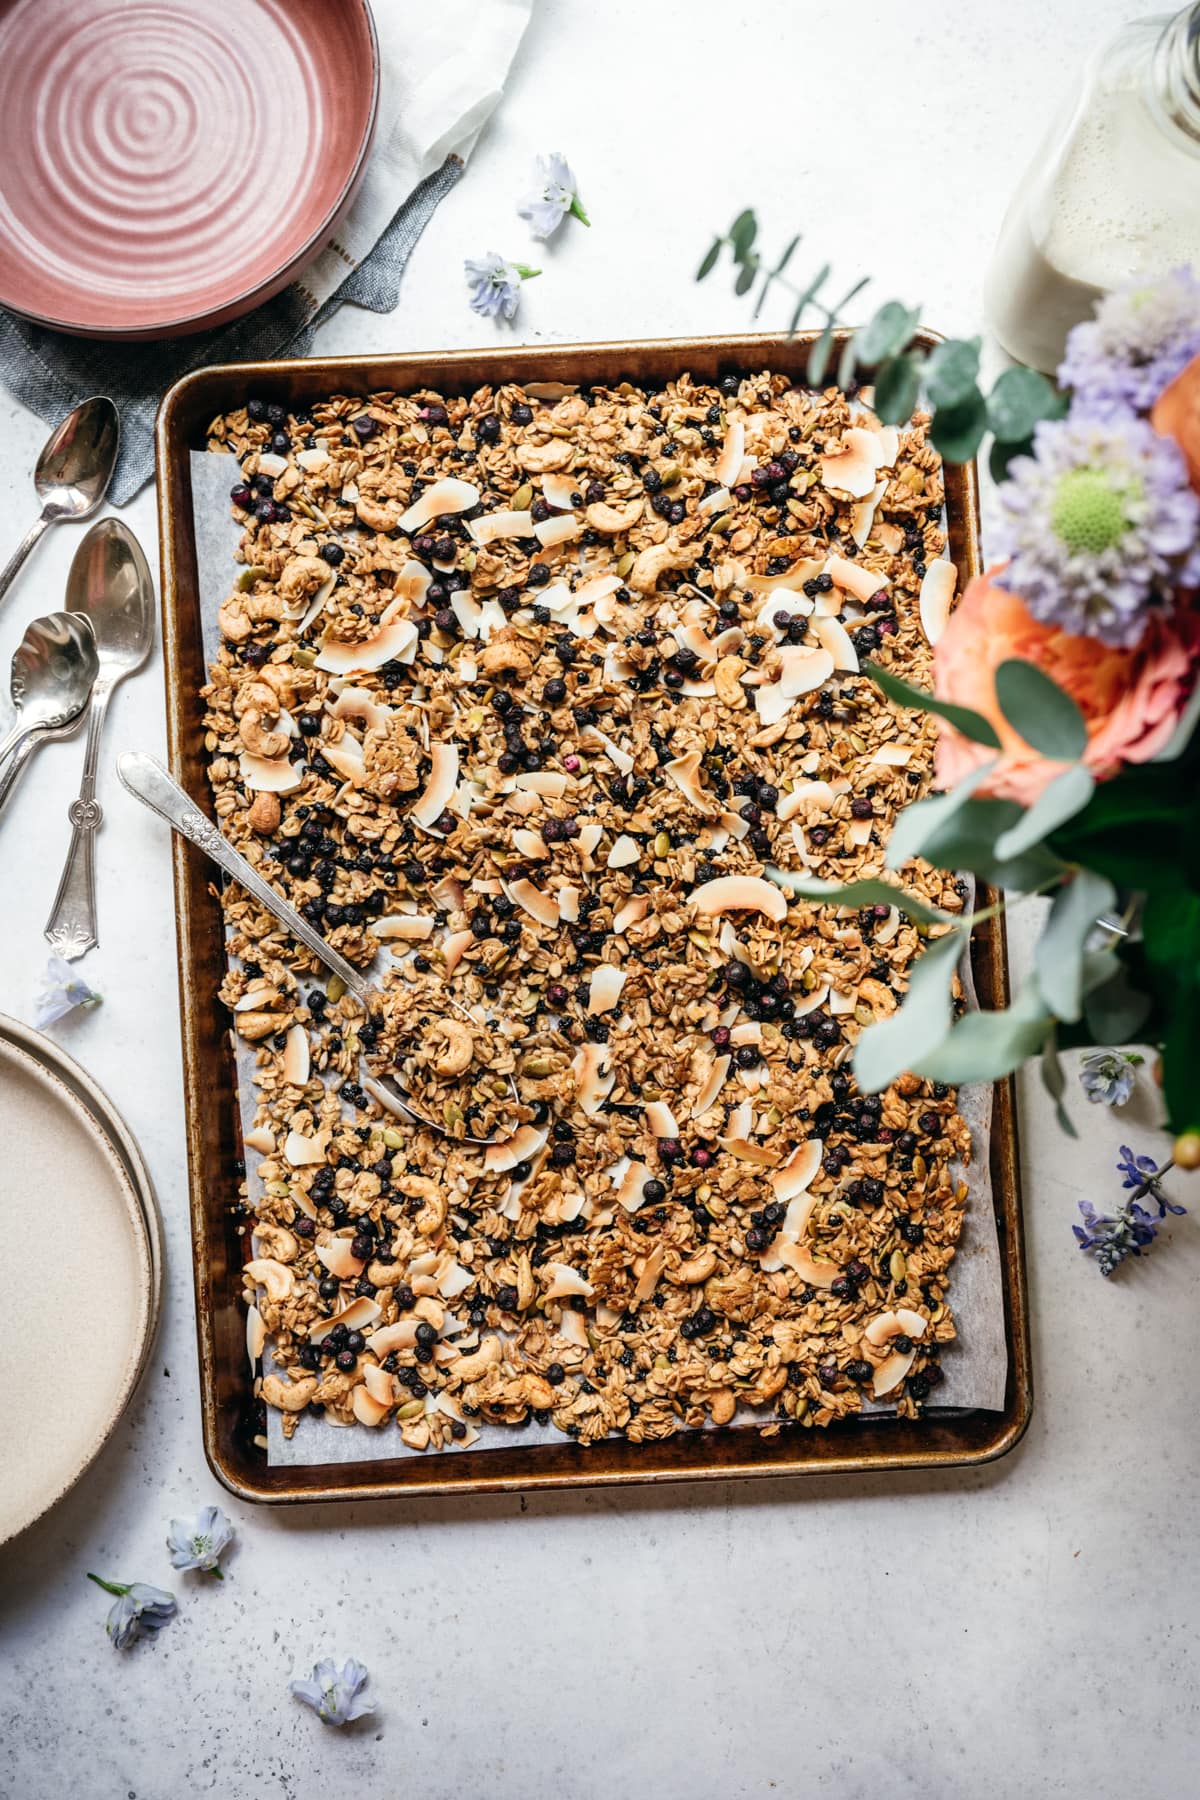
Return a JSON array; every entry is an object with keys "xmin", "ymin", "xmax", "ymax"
[{"xmin": 190, "ymin": 449, "xmax": 1009, "ymax": 1468}]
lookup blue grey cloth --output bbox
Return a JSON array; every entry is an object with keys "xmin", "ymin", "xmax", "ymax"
[{"xmin": 0, "ymin": 155, "xmax": 464, "ymax": 507}]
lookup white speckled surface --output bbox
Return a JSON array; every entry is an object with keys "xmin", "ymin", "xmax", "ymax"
[{"xmin": 2, "ymin": 3, "xmax": 1198, "ymax": 1795}]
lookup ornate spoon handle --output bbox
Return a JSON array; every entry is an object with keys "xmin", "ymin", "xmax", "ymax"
[
  {"xmin": 115, "ymin": 751, "xmax": 371, "ymax": 999},
  {"xmin": 43, "ymin": 680, "xmax": 111, "ymax": 960}
]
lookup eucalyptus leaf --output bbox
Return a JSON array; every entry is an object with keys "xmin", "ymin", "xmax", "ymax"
[
  {"xmin": 1034, "ymin": 869, "xmax": 1117, "ymax": 1022},
  {"xmin": 915, "ymin": 797, "xmax": 1068, "ymax": 890},
  {"xmin": 729, "ymin": 209, "xmax": 757, "ymax": 259},
  {"xmin": 808, "ymin": 323, "xmax": 836, "ymax": 386},
  {"xmin": 989, "ymin": 435, "xmax": 1033, "ymax": 484},
  {"xmin": 770, "ymin": 233, "xmax": 801, "ymax": 280},
  {"xmin": 930, "ymin": 389, "xmax": 988, "ymax": 464},
  {"xmin": 696, "ymin": 239, "xmax": 721, "ymax": 281},
  {"xmin": 911, "ymin": 976, "xmax": 1054, "ymax": 1084},
  {"xmin": 1080, "ymin": 953, "xmax": 1154, "ymax": 1044},
  {"xmin": 885, "ymin": 762, "xmax": 999, "ymax": 868},
  {"xmin": 864, "ymin": 661, "xmax": 1002, "ymax": 748},
  {"xmin": 987, "ymin": 365, "xmax": 1065, "ymax": 442},
  {"xmin": 994, "ymin": 657, "xmax": 1088, "ymax": 759},
  {"xmin": 836, "ymin": 330, "xmax": 860, "ymax": 392},
  {"xmin": 765, "ymin": 871, "xmax": 954, "ymax": 925},
  {"xmin": 1151, "ymin": 676, "xmax": 1200, "ymax": 762},
  {"xmin": 924, "ymin": 337, "xmax": 981, "ymax": 409},
  {"xmin": 993, "ymin": 763, "xmax": 1094, "ymax": 861},
  {"xmin": 856, "ymin": 301, "xmax": 921, "ymax": 367},
  {"xmin": 852, "ymin": 929, "xmax": 964, "ymax": 1092},
  {"xmin": 734, "ymin": 255, "xmax": 759, "ymax": 296},
  {"xmin": 1040, "ymin": 1033, "xmax": 1078, "ymax": 1138},
  {"xmin": 873, "ymin": 352, "xmax": 922, "ymax": 425}
]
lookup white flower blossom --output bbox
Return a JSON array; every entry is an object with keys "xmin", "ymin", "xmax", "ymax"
[
  {"xmin": 517, "ymin": 152, "xmax": 589, "ymax": 239},
  {"xmin": 290, "ymin": 1657, "xmax": 375, "ymax": 1726},
  {"xmin": 87, "ymin": 1575, "xmax": 177, "ymax": 1649},
  {"xmin": 464, "ymin": 252, "xmax": 540, "ymax": 322},
  {"xmin": 167, "ymin": 1503, "xmax": 235, "ymax": 1576},
  {"xmin": 34, "ymin": 955, "xmax": 101, "ymax": 1028}
]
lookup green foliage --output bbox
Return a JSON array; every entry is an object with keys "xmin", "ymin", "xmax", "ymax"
[
  {"xmin": 993, "ymin": 658, "xmax": 1088, "ymax": 759},
  {"xmin": 864, "ymin": 662, "xmax": 1002, "ymax": 748},
  {"xmin": 697, "ymin": 211, "xmax": 1067, "ymax": 465}
]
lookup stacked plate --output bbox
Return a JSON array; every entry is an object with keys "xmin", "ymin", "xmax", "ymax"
[{"xmin": 0, "ymin": 1017, "xmax": 162, "ymax": 1543}]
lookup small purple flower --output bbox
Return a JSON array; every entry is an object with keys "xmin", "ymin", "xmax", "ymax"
[
  {"xmin": 517, "ymin": 152, "xmax": 590, "ymax": 240},
  {"xmin": 1117, "ymin": 1144, "xmax": 1186, "ymax": 1218},
  {"xmin": 1078, "ymin": 1050, "xmax": 1141, "ymax": 1108},
  {"xmin": 1073, "ymin": 1197, "xmax": 1158, "ymax": 1276},
  {"xmin": 34, "ymin": 955, "xmax": 101, "ymax": 1028},
  {"xmin": 464, "ymin": 252, "xmax": 541, "ymax": 322},
  {"xmin": 87, "ymin": 1575, "xmax": 177, "ymax": 1649},
  {"xmin": 996, "ymin": 412, "xmax": 1200, "ymax": 645},
  {"xmin": 1059, "ymin": 266, "xmax": 1200, "ymax": 418},
  {"xmin": 167, "ymin": 1504, "xmax": 234, "ymax": 1577},
  {"xmin": 290, "ymin": 1657, "xmax": 374, "ymax": 1727}
]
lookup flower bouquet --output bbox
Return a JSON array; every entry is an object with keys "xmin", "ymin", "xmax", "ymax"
[{"xmin": 778, "ymin": 269, "xmax": 1200, "ymax": 1222}]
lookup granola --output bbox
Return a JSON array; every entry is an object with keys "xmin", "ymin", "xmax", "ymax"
[{"xmin": 204, "ymin": 371, "xmax": 971, "ymax": 1452}]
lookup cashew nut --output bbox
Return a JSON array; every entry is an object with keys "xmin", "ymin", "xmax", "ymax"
[
  {"xmin": 278, "ymin": 554, "xmax": 333, "ymax": 604},
  {"xmin": 415, "ymin": 1189, "xmax": 449, "ymax": 1237},
  {"xmin": 709, "ymin": 1389, "xmax": 736, "ymax": 1425},
  {"xmin": 713, "ymin": 656, "xmax": 748, "ymax": 709},
  {"xmin": 628, "ymin": 540, "xmax": 695, "ymax": 594},
  {"xmin": 451, "ymin": 1335, "xmax": 502, "ymax": 1382},
  {"xmin": 478, "ymin": 633, "xmax": 533, "ymax": 683},
  {"xmin": 428, "ymin": 1018, "xmax": 475, "ymax": 1078},
  {"xmin": 519, "ymin": 1374, "xmax": 556, "ymax": 1410},
  {"xmin": 514, "ymin": 439, "xmax": 574, "ymax": 473},
  {"xmin": 247, "ymin": 791, "xmax": 281, "ymax": 835},
  {"xmin": 233, "ymin": 679, "xmax": 281, "ymax": 720},
  {"xmin": 261, "ymin": 1373, "xmax": 317, "ymax": 1412},
  {"xmin": 238, "ymin": 708, "xmax": 289, "ymax": 758},
  {"xmin": 356, "ymin": 494, "xmax": 404, "ymax": 532},
  {"xmin": 253, "ymin": 1225, "xmax": 298, "ymax": 1264},
  {"xmin": 236, "ymin": 1010, "xmax": 288, "ymax": 1042},
  {"xmin": 671, "ymin": 1248, "xmax": 717, "ymax": 1286},
  {"xmin": 217, "ymin": 596, "xmax": 252, "ymax": 643},
  {"xmin": 243, "ymin": 1257, "xmax": 295, "ymax": 1301},
  {"xmin": 413, "ymin": 1296, "xmax": 445, "ymax": 1329},
  {"xmin": 585, "ymin": 498, "xmax": 644, "ymax": 534}
]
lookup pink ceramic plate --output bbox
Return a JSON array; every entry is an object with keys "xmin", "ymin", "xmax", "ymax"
[{"xmin": 0, "ymin": 0, "xmax": 378, "ymax": 339}]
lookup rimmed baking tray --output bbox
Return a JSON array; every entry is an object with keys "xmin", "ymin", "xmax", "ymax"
[{"xmin": 156, "ymin": 331, "xmax": 1031, "ymax": 1502}]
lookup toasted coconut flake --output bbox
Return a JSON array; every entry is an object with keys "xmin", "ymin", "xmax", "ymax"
[
  {"xmin": 374, "ymin": 912, "xmax": 435, "ymax": 941},
  {"xmin": 590, "ymin": 729, "xmax": 634, "ymax": 775},
  {"xmin": 589, "ymin": 964, "xmax": 626, "ymax": 1015},
  {"xmin": 244, "ymin": 1125, "xmax": 275, "ymax": 1155},
  {"xmin": 864, "ymin": 1308, "xmax": 928, "ymax": 1348},
  {"xmin": 850, "ymin": 478, "xmax": 889, "ymax": 547},
  {"xmin": 665, "ymin": 749, "xmax": 720, "ymax": 817},
  {"xmin": 315, "ymin": 620, "xmax": 418, "ymax": 674},
  {"xmin": 871, "ymin": 743, "xmax": 913, "ymax": 767},
  {"xmin": 573, "ymin": 1042, "xmax": 614, "ymax": 1114},
  {"xmin": 874, "ymin": 424, "xmax": 901, "ymax": 467},
  {"xmin": 535, "ymin": 513, "xmax": 580, "ymax": 548},
  {"xmin": 777, "ymin": 1243, "xmax": 839, "ymax": 1287},
  {"xmin": 556, "ymin": 883, "xmax": 580, "ymax": 923},
  {"xmin": 317, "ymin": 1237, "xmax": 366, "ymax": 1280},
  {"xmin": 812, "ymin": 615, "xmax": 859, "ymax": 673},
  {"xmin": 691, "ymin": 1053, "xmax": 731, "ymax": 1118},
  {"xmin": 515, "ymin": 770, "xmax": 569, "ymax": 798},
  {"xmin": 282, "ymin": 1024, "xmax": 309, "ymax": 1087},
  {"xmin": 362, "ymin": 1363, "xmax": 395, "ymax": 1406},
  {"xmin": 715, "ymin": 418, "xmax": 745, "ymax": 488},
  {"xmin": 644, "ymin": 1100, "xmax": 680, "ymax": 1138},
  {"xmin": 872, "ymin": 1350, "xmax": 917, "ymax": 1396},
  {"xmin": 256, "ymin": 451, "xmax": 287, "ymax": 477},
  {"xmin": 754, "ymin": 645, "xmax": 835, "ymax": 725},
  {"xmin": 819, "ymin": 427, "xmax": 881, "ymax": 498},
  {"xmin": 441, "ymin": 928, "xmax": 476, "ymax": 975},
  {"xmin": 296, "ymin": 572, "xmax": 337, "ymax": 635},
  {"xmin": 433, "ymin": 875, "xmax": 466, "ymax": 911},
  {"xmin": 825, "ymin": 554, "xmax": 889, "ymax": 605},
  {"xmin": 876, "ymin": 521, "xmax": 904, "ymax": 554},
  {"xmin": 283, "ymin": 1127, "xmax": 330, "ymax": 1167},
  {"xmin": 398, "ymin": 478, "xmax": 480, "ymax": 533},
  {"xmin": 246, "ymin": 1304, "xmax": 267, "ymax": 1367},
  {"xmin": 557, "ymin": 1308, "xmax": 589, "ymax": 1349},
  {"xmin": 321, "ymin": 736, "xmax": 366, "ymax": 784},
  {"xmin": 847, "ymin": 818, "xmax": 874, "ymax": 847},
  {"xmin": 352, "ymin": 1384, "xmax": 390, "ymax": 1427},
  {"xmin": 607, "ymin": 833, "xmax": 640, "ymax": 869},
  {"xmin": 792, "ymin": 981, "xmax": 830, "ymax": 1017},
  {"xmin": 513, "ymin": 827, "xmax": 549, "ymax": 860},
  {"xmin": 698, "ymin": 485, "xmax": 732, "ymax": 517},
  {"xmin": 484, "ymin": 1124, "xmax": 548, "ymax": 1174},
  {"xmin": 469, "ymin": 508, "xmax": 534, "ymax": 546},
  {"xmin": 367, "ymin": 1320, "xmax": 420, "ymax": 1354},
  {"xmin": 332, "ymin": 686, "xmax": 391, "ymax": 733},
  {"xmin": 633, "ymin": 1243, "xmax": 666, "ymax": 1305},
  {"xmin": 689, "ymin": 875, "xmax": 788, "ymax": 923},
  {"xmin": 238, "ymin": 751, "xmax": 303, "ymax": 794},
  {"xmin": 771, "ymin": 1140, "xmax": 823, "ymax": 1201},
  {"xmin": 720, "ymin": 1134, "xmax": 780, "ymax": 1167},
  {"xmin": 615, "ymin": 1159, "xmax": 652, "ymax": 1213},
  {"xmin": 777, "ymin": 780, "xmax": 837, "ymax": 821},
  {"xmin": 613, "ymin": 894, "xmax": 651, "ymax": 935},
  {"xmin": 730, "ymin": 1021, "xmax": 762, "ymax": 1046},
  {"xmin": 395, "ymin": 558, "xmax": 432, "ymax": 605},
  {"xmin": 544, "ymin": 1264, "xmax": 594, "ymax": 1300},
  {"xmin": 438, "ymin": 1260, "xmax": 474, "ymax": 1300},
  {"xmin": 412, "ymin": 742, "xmax": 460, "ymax": 830},
  {"xmin": 919, "ymin": 558, "xmax": 957, "ymax": 645},
  {"xmin": 541, "ymin": 472, "xmax": 577, "ymax": 508},
  {"xmin": 507, "ymin": 877, "xmax": 560, "ymax": 927}
]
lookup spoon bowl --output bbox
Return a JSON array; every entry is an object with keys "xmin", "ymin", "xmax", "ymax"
[
  {"xmin": 0, "ymin": 397, "xmax": 120, "ymax": 614},
  {"xmin": 1, "ymin": 610, "xmax": 98, "ymax": 743}
]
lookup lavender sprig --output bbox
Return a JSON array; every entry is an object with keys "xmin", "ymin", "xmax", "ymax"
[{"xmin": 1074, "ymin": 1149, "xmax": 1185, "ymax": 1275}]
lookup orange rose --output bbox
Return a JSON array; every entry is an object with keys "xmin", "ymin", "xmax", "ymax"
[
  {"xmin": 1152, "ymin": 351, "xmax": 1200, "ymax": 496},
  {"xmin": 933, "ymin": 566, "xmax": 1200, "ymax": 806}
]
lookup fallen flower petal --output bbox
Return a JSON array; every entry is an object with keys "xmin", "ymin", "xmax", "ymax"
[
  {"xmin": 34, "ymin": 955, "xmax": 101, "ymax": 1028},
  {"xmin": 517, "ymin": 151, "xmax": 589, "ymax": 239},
  {"xmin": 166, "ymin": 1503, "xmax": 235, "ymax": 1576},
  {"xmin": 290, "ymin": 1656, "xmax": 375, "ymax": 1726}
]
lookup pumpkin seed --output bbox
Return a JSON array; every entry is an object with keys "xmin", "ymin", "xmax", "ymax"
[
  {"xmin": 890, "ymin": 1249, "xmax": 908, "ymax": 1282},
  {"xmin": 615, "ymin": 550, "xmax": 636, "ymax": 577},
  {"xmin": 523, "ymin": 1055, "xmax": 554, "ymax": 1076},
  {"xmin": 854, "ymin": 1003, "xmax": 874, "ymax": 1026},
  {"xmin": 660, "ymin": 461, "xmax": 681, "ymax": 487},
  {"xmin": 511, "ymin": 482, "xmax": 533, "ymax": 511},
  {"xmin": 396, "ymin": 1399, "xmax": 425, "ymax": 1421},
  {"xmin": 237, "ymin": 565, "xmax": 268, "ymax": 591},
  {"xmin": 383, "ymin": 1128, "xmax": 404, "ymax": 1150},
  {"xmin": 326, "ymin": 976, "xmax": 346, "ymax": 1003},
  {"xmin": 265, "ymin": 1180, "xmax": 290, "ymax": 1197},
  {"xmin": 292, "ymin": 647, "xmax": 317, "ymax": 668},
  {"xmin": 653, "ymin": 830, "xmax": 671, "ymax": 858}
]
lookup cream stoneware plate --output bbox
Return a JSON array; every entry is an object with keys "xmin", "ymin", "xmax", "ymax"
[{"xmin": 0, "ymin": 1016, "xmax": 161, "ymax": 1545}]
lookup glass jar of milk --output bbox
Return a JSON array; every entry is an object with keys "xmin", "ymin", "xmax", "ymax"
[{"xmin": 985, "ymin": 3, "xmax": 1200, "ymax": 373}]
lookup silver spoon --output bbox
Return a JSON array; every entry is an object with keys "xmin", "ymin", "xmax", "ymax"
[
  {"xmin": 43, "ymin": 519, "xmax": 154, "ymax": 960},
  {"xmin": 0, "ymin": 612, "xmax": 99, "ymax": 816},
  {"xmin": 0, "ymin": 398, "xmax": 120, "ymax": 615},
  {"xmin": 116, "ymin": 751, "xmax": 515, "ymax": 1146}
]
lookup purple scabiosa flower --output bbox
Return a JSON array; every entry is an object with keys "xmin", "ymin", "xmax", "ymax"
[
  {"xmin": 167, "ymin": 1503, "xmax": 234, "ymax": 1577},
  {"xmin": 517, "ymin": 152, "xmax": 590, "ymax": 239},
  {"xmin": 1059, "ymin": 267, "xmax": 1200, "ymax": 418},
  {"xmin": 996, "ymin": 413, "xmax": 1200, "ymax": 646},
  {"xmin": 290, "ymin": 1657, "xmax": 374, "ymax": 1726},
  {"xmin": 1078, "ymin": 1050, "xmax": 1142, "ymax": 1108},
  {"xmin": 34, "ymin": 955, "xmax": 101, "ymax": 1028},
  {"xmin": 87, "ymin": 1575, "xmax": 177, "ymax": 1649},
  {"xmin": 464, "ymin": 253, "xmax": 540, "ymax": 323}
]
